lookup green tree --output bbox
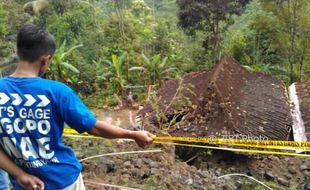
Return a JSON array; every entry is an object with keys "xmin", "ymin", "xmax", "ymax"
[
  {"xmin": 47, "ymin": 40, "xmax": 82, "ymax": 83},
  {"xmin": 0, "ymin": 0, "xmax": 8, "ymax": 36},
  {"xmin": 176, "ymin": 0, "xmax": 250, "ymax": 61},
  {"xmin": 223, "ymin": 0, "xmax": 288, "ymax": 81},
  {"xmin": 130, "ymin": 53, "xmax": 176, "ymax": 86},
  {"xmin": 262, "ymin": 0, "xmax": 310, "ymax": 82},
  {"xmin": 0, "ymin": 0, "xmax": 8, "ymax": 58}
]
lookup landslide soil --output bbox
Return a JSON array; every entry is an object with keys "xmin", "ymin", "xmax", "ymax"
[{"xmin": 64, "ymin": 136, "xmax": 310, "ymax": 190}]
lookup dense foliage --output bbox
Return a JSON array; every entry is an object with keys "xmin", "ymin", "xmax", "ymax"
[{"xmin": 0, "ymin": 0, "xmax": 309, "ymax": 107}]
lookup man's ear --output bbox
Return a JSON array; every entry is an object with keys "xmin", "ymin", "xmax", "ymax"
[
  {"xmin": 42, "ymin": 55, "xmax": 51, "ymax": 62},
  {"xmin": 40, "ymin": 55, "xmax": 52, "ymax": 66}
]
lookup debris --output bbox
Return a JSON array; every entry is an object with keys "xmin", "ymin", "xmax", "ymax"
[
  {"xmin": 300, "ymin": 164, "xmax": 308, "ymax": 171},
  {"xmin": 100, "ymin": 158, "xmax": 115, "ymax": 173},
  {"xmin": 265, "ymin": 171, "xmax": 275, "ymax": 181},
  {"xmin": 277, "ymin": 177, "xmax": 289, "ymax": 186},
  {"xmin": 288, "ymin": 165, "xmax": 298, "ymax": 174}
]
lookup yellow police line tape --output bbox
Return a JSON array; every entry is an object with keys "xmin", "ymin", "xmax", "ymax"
[
  {"xmin": 154, "ymin": 141, "xmax": 310, "ymax": 157},
  {"xmin": 63, "ymin": 128, "xmax": 310, "ymax": 157},
  {"xmin": 154, "ymin": 136, "xmax": 310, "ymax": 151},
  {"xmin": 63, "ymin": 128, "xmax": 310, "ymax": 150}
]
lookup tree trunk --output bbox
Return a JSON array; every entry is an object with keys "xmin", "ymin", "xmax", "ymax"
[
  {"xmin": 288, "ymin": 0, "xmax": 298, "ymax": 83},
  {"xmin": 212, "ymin": 19, "xmax": 220, "ymax": 63},
  {"xmin": 298, "ymin": 54, "xmax": 304, "ymax": 82}
]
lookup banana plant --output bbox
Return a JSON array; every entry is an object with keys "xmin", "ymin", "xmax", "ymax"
[
  {"xmin": 93, "ymin": 59, "xmax": 111, "ymax": 89},
  {"xmin": 104, "ymin": 51, "xmax": 127, "ymax": 95},
  {"xmin": 129, "ymin": 53, "xmax": 176, "ymax": 86},
  {"xmin": 47, "ymin": 40, "xmax": 82, "ymax": 83}
]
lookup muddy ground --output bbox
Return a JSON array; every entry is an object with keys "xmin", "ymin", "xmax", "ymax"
[{"xmin": 64, "ymin": 136, "xmax": 310, "ymax": 190}]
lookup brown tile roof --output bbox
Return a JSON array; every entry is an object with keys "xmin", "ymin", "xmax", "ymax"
[{"xmin": 137, "ymin": 56, "xmax": 292, "ymax": 140}]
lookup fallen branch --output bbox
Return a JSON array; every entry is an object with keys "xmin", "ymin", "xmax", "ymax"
[{"xmin": 185, "ymin": 154, "xmax": 199, "ymax": 164}]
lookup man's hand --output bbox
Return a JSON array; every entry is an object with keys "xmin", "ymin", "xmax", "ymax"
[
  {"xmin": 132, "ymin": 131, "xmax": 155, "ymax": 148},
  {"xmin": 0, "ymin": 148, "xmax": 44, "ymax": 190},
  {"xmin": 16, "ymin": 173, "xmax": 44, "ymax": 190},
  {"xmin": 89, "ymin": 121, "xmax": 155, "ymax": 148}
]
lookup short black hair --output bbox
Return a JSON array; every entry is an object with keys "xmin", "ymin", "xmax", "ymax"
[{"xmin": 17, "ymin": 24, "xmax": 56, "ymax": 62}]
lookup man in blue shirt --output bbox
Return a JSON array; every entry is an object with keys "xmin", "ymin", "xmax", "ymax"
[{"xmin": 0, "ymin": 24, "xmax": 154, "ymax": 190}]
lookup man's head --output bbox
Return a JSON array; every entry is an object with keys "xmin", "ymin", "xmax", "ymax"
[{"xmin": 17, "ymin": 24, "xmax": 56, "ymax": 75}]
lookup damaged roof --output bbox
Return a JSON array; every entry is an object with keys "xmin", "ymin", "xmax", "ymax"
[{"xmin": 137, "ymin": 56, "xmax": 293, "ymax": 140}]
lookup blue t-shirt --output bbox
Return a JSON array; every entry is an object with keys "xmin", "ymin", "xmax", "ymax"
[{"xmin": 0, "ymin": 76, "xmax": 97, "ymax": 189}]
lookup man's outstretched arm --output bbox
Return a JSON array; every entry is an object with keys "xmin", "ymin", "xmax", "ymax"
[
  {"xmin": 88, "ymin": 120, "xmax": 155, "ymax": 148},
  {"xmin": 0, "ymin": 148, "xmax": 44, "ymax": 190}
]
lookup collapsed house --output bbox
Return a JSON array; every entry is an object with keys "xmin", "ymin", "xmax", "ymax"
[{"xmin": 136, "ymin": 56, "xmax": 294, "ymax": 140}]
